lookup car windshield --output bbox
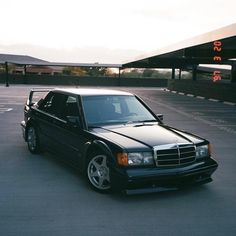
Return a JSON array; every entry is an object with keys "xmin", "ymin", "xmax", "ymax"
[{"xmin": 82, "ymin": 95, "xmax": 156, "ymax": 126}]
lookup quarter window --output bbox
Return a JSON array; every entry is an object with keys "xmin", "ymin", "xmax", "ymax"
[{"xmin": 40, "ymin": 92, "xmax": 66, "ymax": 117}]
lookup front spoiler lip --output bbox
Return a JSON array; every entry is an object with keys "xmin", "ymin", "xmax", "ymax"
[
  {"xmin": 125, "ymin": 177, "xmax": 212, "ymax": 195},
  {"xmin": 111, "ymin": 160, "xmax": 218, "ymax": 195}
]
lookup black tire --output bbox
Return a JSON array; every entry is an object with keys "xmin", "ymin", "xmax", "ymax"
[
  {"xmin": 27, "ymin": 126, "xmax": 41, "ymax": 154},
  {"xmin": 86, "ymin": 153, "xmax": 111, "ymax": 193}
]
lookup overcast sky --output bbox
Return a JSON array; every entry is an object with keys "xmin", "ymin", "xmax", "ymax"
[{"xmin": 0, "ymin": 0, "xmax": 235, "ymax": 63}]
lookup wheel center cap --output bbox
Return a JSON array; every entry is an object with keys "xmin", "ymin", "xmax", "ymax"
[{"xmin": 98, "ymin": 167, "xmax": 107, "ymax": 177}]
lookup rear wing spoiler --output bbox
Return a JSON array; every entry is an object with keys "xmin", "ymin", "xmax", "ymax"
[{"xmin": 27, "ymin": 88, "xmax": 53, "ymax": 106}]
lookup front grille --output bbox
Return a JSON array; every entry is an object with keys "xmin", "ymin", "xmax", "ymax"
[{"xmin": 154, "ymin": 143, "xmax": 196, "ymax": 167}]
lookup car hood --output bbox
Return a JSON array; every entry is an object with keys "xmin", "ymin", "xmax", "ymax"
[{"xmin": 92, "ymin": 124, "xmax": 203, "ymax": 149}]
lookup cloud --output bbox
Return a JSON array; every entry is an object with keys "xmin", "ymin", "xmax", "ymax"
[
  {"xmin": 0, "ymin": 43, "xmax": 144, "ymax": 64},
  {"xmin": 1, "ymin": 0, "xmax": 235, "ymax": 63}
]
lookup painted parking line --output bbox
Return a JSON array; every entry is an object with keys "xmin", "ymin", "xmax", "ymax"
[
  {"xmin": 0, "ymin": 102, "xmax": 23, "ymax": 105},
  {"xmin": 196, "ymin": 96, "xmax": 205, "ymax": 99},
  {"xmin": 209, "ymin": 98, "xmax": 220, "ymax": 102},
  {"xmin": 0, "ymin": 108, "xmax": 13, "ymax": 113},
  {"xmin": 223, "ymin": 101, "xmax": 236, "ymax": 106},
  {"xmin": 165, "ymin": 89, "xmax": 236, "ymax": 106},
  {"xmin": 187, "ymin": 94, "xmax": 194, "ymax": 97}
]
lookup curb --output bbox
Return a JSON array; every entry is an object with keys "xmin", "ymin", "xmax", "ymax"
[{"xmin": 164, "ymin": 89, "xmax": 236, "ymax": 106}]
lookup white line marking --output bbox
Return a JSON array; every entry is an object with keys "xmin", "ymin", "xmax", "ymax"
[
  {"xmin": 223, "ymin": 101, "xmax": 236, "ymax": 106},
  {"xmin": 209, "ymin": 98, "xmax": 219, "ymax": 102},
  {"xmin": 196, "ymin": 96, "xmax": 205, "ymax": 99},
  {"xmin": 0, "ymin": 103, "xmax": 22, "ymax": 105},
  {"xmin": 0, "ymin": 95, "xmax": 27, "ymax": 98},
  {"xmin": 0, "ymin": 108, "xmax": 13, "ymax": 112},
  {"xmin": 142, "ymin": 96, "xmax": 236, "ymax": 135},
  {"xmin": 164, "ymin": 89, "xmax": 236, "ymax": 106}
]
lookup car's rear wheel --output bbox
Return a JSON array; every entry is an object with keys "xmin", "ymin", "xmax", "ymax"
[
  {"xmin": 87, "ymin": 154, "xmax": 111, "ymax": 193},
  {"xmin": 27, "ymin": 126, "xmax": 41, "ymax": 154}
]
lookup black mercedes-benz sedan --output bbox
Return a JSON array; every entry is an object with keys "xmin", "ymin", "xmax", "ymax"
[{"xmin": 21, "ymin": 88, "xmax": 218, "ymax": 194}]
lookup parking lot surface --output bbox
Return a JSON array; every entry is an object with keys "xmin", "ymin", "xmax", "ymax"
[{"xmin": 0, "ymin": 85, "xmax": 236, "ymax": 236}]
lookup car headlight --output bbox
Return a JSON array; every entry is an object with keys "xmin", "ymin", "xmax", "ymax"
[
  {"xmin": 117, "ymin": 152, "xmax": 154, "ymax": 166},
  {"xmin": 196, "ymin": 144, "xmax": 210, "ymax": 159}
]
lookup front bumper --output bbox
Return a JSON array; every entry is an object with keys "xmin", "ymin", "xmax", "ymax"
[{"xmin": 110, "ymin": 158, "xmax": 218, "ymax": 194}]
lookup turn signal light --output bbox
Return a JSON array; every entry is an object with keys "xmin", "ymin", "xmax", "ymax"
[{"xmin": 208, "ymin": 144, "xmax": 212, "ymax": 156}]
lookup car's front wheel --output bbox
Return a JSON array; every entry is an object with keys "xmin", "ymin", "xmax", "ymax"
[
  {"xmin": 87, "ymin": 154, "xmax": 111, "ymax": 193},
  {"xmin": 27, "ymin": 126, "xmax": 41, "ymax": 154}
]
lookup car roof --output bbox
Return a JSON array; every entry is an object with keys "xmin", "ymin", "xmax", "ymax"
[{"xmin": 54, "ymin": 88, "xmax": 133, "ymax": 96}]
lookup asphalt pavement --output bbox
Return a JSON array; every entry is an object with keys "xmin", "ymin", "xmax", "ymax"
[{"xmin": 0, "ymin": 85, "xmax": 236, "ymax": 236}]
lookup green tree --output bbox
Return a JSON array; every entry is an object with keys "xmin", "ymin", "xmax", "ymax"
[
  {"xmin": 62, "ymin": 67, "xmax": 86, "ymax": 76},
  {"xmin": 142, "ymin": 69, "xmax": 154, "ymax": 77},
  {"xmin": 83, "ymin": 67, "xmax": 110, "ymax": 77},
  {"xmin": 122, "ymin": 69, "xmax": 143, "ymax": 78}
]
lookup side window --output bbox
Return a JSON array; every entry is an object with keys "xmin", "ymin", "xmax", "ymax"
[
  {"xmin": 63, "ymin": 96, "xmax": 80, "ymax": 117},
  {"xmin": 63, "ymin": 95, "xmax": 81, "ymax": 125}
]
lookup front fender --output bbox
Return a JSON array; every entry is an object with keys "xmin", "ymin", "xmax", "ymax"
[
  {"xmin": 92, "ymin": 140, "xmax": 113, "ymax": 157},
  {"xmin": 83, "ymin": 139, "xmax": 119, "ymax": 171}
]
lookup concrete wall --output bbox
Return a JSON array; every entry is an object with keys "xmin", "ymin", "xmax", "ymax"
[
  {"xmin": 168, "ymin": 79, "xmax": 236, "ymax": 103},
  {"xmin": 0, "ymin": 74, "xmax": 168, "ymax": 87}
]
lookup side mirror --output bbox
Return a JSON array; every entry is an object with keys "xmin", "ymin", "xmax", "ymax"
[{"xmin": 156, "ymin": 114, "xmax": 163, "ymax": 121}]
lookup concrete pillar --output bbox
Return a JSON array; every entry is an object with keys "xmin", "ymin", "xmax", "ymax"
[
  {"xmin": 118, "ymin": 68, "xmax": 121, "ymax": 86},
  {"xmin": 231, "ymin": 62, "xmax": 236, "ymax": 83},
  {"xmin": 192, "ymin": 65, "xmax": 197, "ymax": 81},
  {"xmin": 171, "ymin": 68, "xmax": 175, "ymax": 79},
  {"xmin": 5, "ymin": 62, "xmax": 9, "ymax": 87},
  {"xmin": 178, "ymin": 69, "xmax": 182, "ymax": 80},
  {"xmin": 24, "ymin": 65, "xmax": 27, "ymax": 84}
]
